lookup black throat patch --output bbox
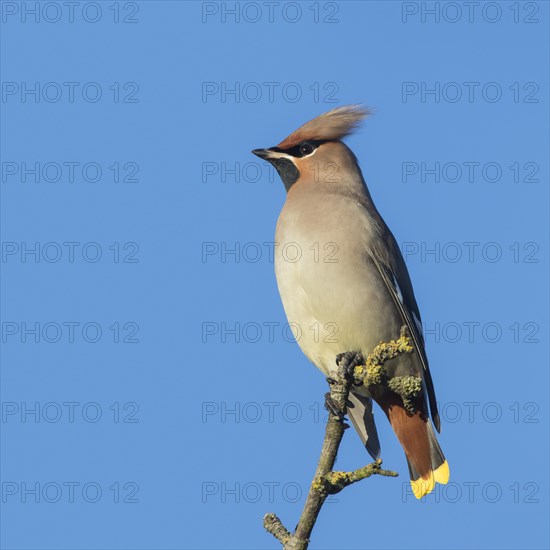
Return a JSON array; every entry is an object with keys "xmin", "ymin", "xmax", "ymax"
[{"xmin": 269, "ymin": 157, "xmax": 300, "ymax": 192}]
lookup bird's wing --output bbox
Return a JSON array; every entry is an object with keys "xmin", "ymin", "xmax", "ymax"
[{"xmin": 367, "ymin": 237, "xmax": 441, "ymax": 432}]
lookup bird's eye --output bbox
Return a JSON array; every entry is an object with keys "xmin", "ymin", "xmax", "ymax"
[{"xmin": 299, "ymin": 142, "xmax": 315, "ymax": 156}]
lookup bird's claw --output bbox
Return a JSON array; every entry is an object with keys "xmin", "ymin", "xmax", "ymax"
[
  {"xmin": 335, "ymin": 351, "xmax": 365, "ymax": 380},
  {"xmin": 324, "ymin": 392, "xmax": 345, "ymax": 418}
]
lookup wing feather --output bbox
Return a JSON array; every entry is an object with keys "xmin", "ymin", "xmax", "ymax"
[{"xmin": 367, "ymin": 248, "xmax": 441, "ymax": 432}]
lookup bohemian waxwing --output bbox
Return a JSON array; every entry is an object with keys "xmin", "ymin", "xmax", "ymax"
[{"xmin": 252, "ymin": 105, "xmax": 449, "ymax": 499}]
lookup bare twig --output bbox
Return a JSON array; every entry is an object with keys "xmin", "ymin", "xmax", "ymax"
[
  {"xmin": 263, "ymin": 335, "xmax": 415, "ymax": 550},
  {"xmin": 263, "ymin": 513, "xmax": 291, "ymax": 545}
]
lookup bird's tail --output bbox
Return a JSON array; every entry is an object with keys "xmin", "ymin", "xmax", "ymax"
[{"xmin": 378, "ymin": 395, "xmax": 450, "ymax": 499}]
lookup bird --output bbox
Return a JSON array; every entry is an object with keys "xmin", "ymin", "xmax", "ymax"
[{"xmin": 252, "ymin": 105, "xmax": 449, "ymax": 499}]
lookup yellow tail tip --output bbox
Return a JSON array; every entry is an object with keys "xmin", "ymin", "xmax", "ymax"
[
  {"xmin": 410, "ymin": 461, "xmax": 450, "ymax": 499},
  {"xmin": 434, "ymin": 460, "xmax": 450, "ymax": 484}
]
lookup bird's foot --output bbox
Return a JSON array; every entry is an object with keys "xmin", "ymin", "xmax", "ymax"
[
  {"xmin": 324, "ymin": 351, "xmax": 365, "ymax": 418},
  {"xmin": 335, "ymin": 351, "xmax": 365, "ymax": 384},
  {"xmin": 324, "ymin": 391, "xmax": 347, "ymax": 420}
]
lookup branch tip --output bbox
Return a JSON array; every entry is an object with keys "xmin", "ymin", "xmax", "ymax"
[{"xmin": 263, "ymin": 513, "xmax": 291, "ymax": 545}]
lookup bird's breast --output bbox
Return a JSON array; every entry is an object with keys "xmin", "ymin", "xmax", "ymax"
[{"xmin": 274, "ymin": 193, "xmax": 401, "ymax": 374}]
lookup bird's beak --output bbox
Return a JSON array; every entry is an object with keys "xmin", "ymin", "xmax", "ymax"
[
  {"xmin": 251, "ymin": 148, "xmax": 279, "ymax": 160},
  {"xmin": 252, "ymin": 146, "xmax": 299, "ymax": 190}
]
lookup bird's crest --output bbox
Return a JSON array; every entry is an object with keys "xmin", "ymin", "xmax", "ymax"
[{"xmin": 276, "ymin": 105, "xmax": 370, "ymax": 149}]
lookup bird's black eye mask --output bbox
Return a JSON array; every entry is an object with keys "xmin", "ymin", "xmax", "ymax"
[
  {"xmin": 265, "ymin": 140, "xmax": 328, "ymax": 191},
  {"xmin": 271, "ymin": 139, "xmax": 327, "ymax": 158}
]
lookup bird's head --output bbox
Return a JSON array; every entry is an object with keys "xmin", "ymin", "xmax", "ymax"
[{"xmin": 252, "ymin": 105, "xmax": 370, "ymax": 192}]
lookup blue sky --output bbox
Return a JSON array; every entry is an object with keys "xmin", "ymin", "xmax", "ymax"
[{"xmin": 1, "ymin": 1, "xmax": 549, "ymax": 549}]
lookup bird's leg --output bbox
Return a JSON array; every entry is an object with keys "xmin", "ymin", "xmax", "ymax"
[
  {"xmin": 336, "ymin": 351, "xmax": 365, "ymax": 374},
  {"xmin": 324, "ymin": 391, "xmax": 342, "ymax": 418},
  {"xmin": 324, "ymin": 351, "xmax": 365, "ymax": 418},
  {"xmin": 336, "ymin": 350, "xmax": 365, "ymax": 387},
  {"xmin": 324, "ymin": 373, "xmax": 345, "ymax": 418}
]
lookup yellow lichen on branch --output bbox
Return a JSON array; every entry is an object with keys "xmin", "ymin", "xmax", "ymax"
[
  {"xmin": 312, "ymin": 459, "xmax": 399, "ymax": 496},
  {"xmin": 353, "ymin": 333, "xmax": 414, "ymax": 387},
  {"xmin": 352, "ymin": 334, "xmax": 422, "ymax": 413}
]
